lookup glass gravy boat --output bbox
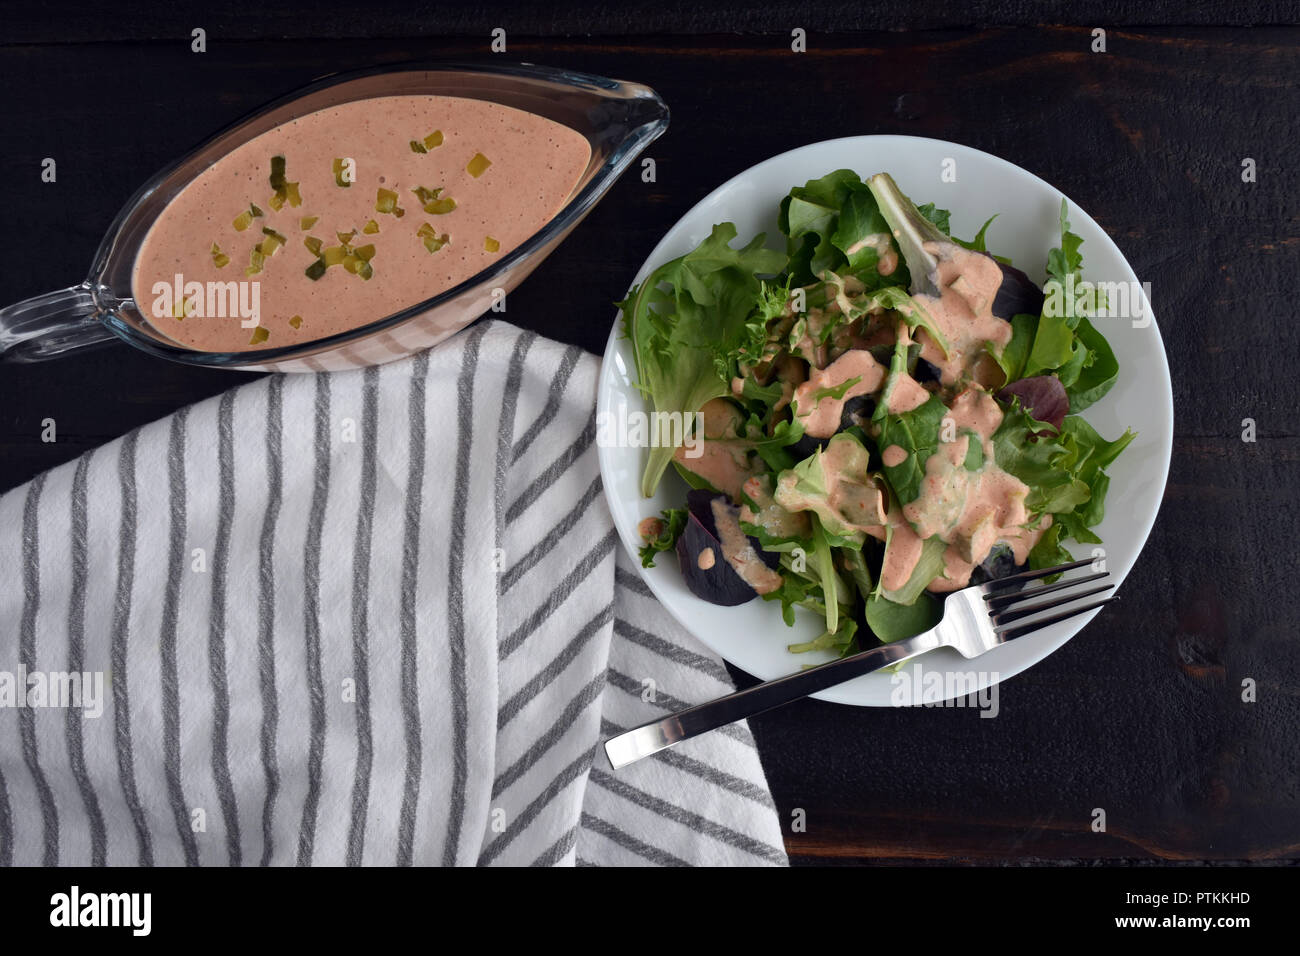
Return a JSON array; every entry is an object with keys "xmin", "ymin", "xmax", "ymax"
[{"xmin": 0, "ymin": 62, "xmax": 668, "ymax": 372}]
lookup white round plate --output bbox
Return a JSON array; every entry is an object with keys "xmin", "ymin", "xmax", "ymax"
[{"xmin": 597, "ymin": 135, "xmax": 1172, "ymax": 706}]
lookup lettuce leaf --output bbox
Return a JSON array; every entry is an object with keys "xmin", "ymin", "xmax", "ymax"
[
  {"xmin": 772, "ymin": 433, "xmax": 876, "ymax": 546},
  {"xmin": 1065, "ymin": 316, "xmax": 1119, "ymax": 411},
  {"xmin": 779, "ymin": 170, "xmax": 959, "ymax": 290},
  {"xmin": 1023, "ymin": 200, "xmax": 1114, "ymax": 402},
  {"xmin": 618, "ymin": 223, "xmax": 787, "ymax": 496},
  {"xmin": 878, "ymin": 534, "xmax": 949, "ymax": 606},
  {"xmin": 873, "ymin": 335, "xmax": 948, "ymax": 506},
  {"xmin": 788, "ymin": 618, "xmax": 859, "ymax": 656},
  {"xmin": 993, "ymin": 398, "xmax": 1136, "ymax": 556}
]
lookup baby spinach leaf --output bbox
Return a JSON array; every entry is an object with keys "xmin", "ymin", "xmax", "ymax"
[
  {"xmin": 866, "ymin": 590, "xmax": 943, "ymax": 643},
  {"xmin": 1028, "ymin": 521, "xmax": 1074, "ymax": 577},
  {"xmin": 1065, "ymin": 316, "xmax": 1120, "ymax": 411},
  {"xmin": 876, "ymin": 394, "xmax": 947, "ymax": 506}
]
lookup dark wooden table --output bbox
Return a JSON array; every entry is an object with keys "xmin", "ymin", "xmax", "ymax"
[{"xmin": 3, "ymin": 5, "xmax": 1297, "ymax": 865}]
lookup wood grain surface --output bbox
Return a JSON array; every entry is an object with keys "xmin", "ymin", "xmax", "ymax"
[{"xmin": 1, "ymin": 15, "xmax": 1296, "ymax": 865}]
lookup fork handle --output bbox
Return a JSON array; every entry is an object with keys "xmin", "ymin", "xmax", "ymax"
[{"xmin": 603, "ymin": 630, "xmax": 944, "ymax": 769}]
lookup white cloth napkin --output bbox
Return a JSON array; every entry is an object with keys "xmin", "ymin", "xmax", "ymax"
[{"xmin": 0, "ymin": 319, "xmax": 787, "ymax": 867}]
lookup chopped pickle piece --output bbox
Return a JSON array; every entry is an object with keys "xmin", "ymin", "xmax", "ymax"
[
  {"xmin": 411, "ymin": 185, "xmax": 457, "ymax": 214},
  {"xmin": 300, "ymin": 215, "xmax": 319, "ymax": 230},
  {"xmin": 249, "ymin": 203, "xmax": 264, "ymax": 218},
  {"xmin": 353, "ymin": 243, "xmax": 376, "ymax": 261},
  {"xmin": 172, "ymin": 296, "xmax": 195, "ymax": 319},
  {"xmin": 303, "ymin": 235, "xmax": 324, "ymax": 256},
  {"xmin": 233, "ymin": 210, "xmax": 254, "ymax": 232},
  {"xmin": 409, "ymin": 140, "xmax": 427, "ymax": 154},
  {"xmin": 258, "ymin": 227, "xmax": 286, "ymax": 256},
  {"xmin": 249, "ymin": 326, "xmax": 270, "ymax": 345},
  {"xmin": 305, "ymin": 259, "xmax": 326, "ymax": 281},
  {"xmin": 423, "ymin": 130, "xmax": 444, "ymax": 150},
  {"xmin": 322, "ymin": 245, "xmax": 347, "ymax": 267},
  {"xmin": 267, "ymin": 191, "xmax": 286, "ymax": 212},
  {"xmin": 210, "ymin": 242, "xmax": 230, "ymax": 269},
  {"xmin": 357, "ymin": 260, "xmax": 373, "ymax": 280},
  {"xmin": 336, "ymin": 229, "xmax": 358, "ymax": 246},
  {"xmin": 246, "ymin": 248, "xmax": 265, "ymax": 276},
  {"xmin": 342, "ymin": 254, "xmax": 362, "ymax": 274},
  {"xmin": 375, "ymin": 187, "xmax": 402, "ymax": 215},
  {"xmin": 484, "ymin": 236, "xmax": 500, "ymax": 253},
  {"xmin": 332, "ymin": 157, "xmax": 352, "ymax": 187},
  {"xmin": 362, "ymin": 219, "xmax": 379, "ymax": 234},
  {"xmin": 269, "ymin": 155, "xmax": 287, "ymax": 192},
  {"xmin": 466, "ymin": 153, "xmax": 492, "ymax": 177},
  {"xmin": 289, "ymin": 315, "xmax": 303, "ymax": 329},
  {"xmin": 419, "ymin": 224, "xmax": 450, "ymax": 254},
  {"xmin": 285, "ymin": 182, "xmax": 302, "ymax": 207}
]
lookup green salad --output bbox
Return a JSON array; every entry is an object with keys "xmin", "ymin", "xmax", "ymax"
[{"xmin": 621, "ymin": 170, "xmax": 1135, "ymax": 657}]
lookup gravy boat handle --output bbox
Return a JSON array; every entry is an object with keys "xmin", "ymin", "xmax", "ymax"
[{"xmin": 0, "ymin": 281, "xmax": 116, "ymax": 362}]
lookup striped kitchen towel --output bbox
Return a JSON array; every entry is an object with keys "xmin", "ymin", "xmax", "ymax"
[{"xmin": 0, "ymin": 319, "xmax": 788, "ymax": 867}]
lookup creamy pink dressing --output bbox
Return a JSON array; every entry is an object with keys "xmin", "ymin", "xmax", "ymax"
[
  {"xmin": 775, "ymin": 438, "xmax": 886, "ymax": 535},
  {"xmin": 929, "ymin": 517, "xmax": 1048, "ymax": 593},
  {"xmin": 913, "ymin": 242, "xmax": 1012, "ymax": 385},
  {"xmin": 874, "ymin": 514, "xmax": 924, "ymax": 593},
  {"xmin": 843, "ymin": 232, "xmax": 899, "ymax": 275},
  {"xmin": 771, "ymin": 354, "xmax": 807, "ymax": 414},
  {"xmin": 673, "ymin": 398, "xmax": 763, "ymax": 500},
  {"xmin": 791, "ymin": 349, "xmax": 886, "ymax": 437},
  {"xmin": 944, "ymin": 384, "xmax": 1003, "ymax": 437},
  {"xmin": 896, "ymin": 386, "xmax": 1046, "ymax": 592},
  {"xmin": 709, "ymin": 499, "xmax": 783, "ymax": 595},
  {"xmin": 885, "ymin": 372, "xmax": 930, "ymax": 414},
  {"xmin": 738, "ymin": 476, "xmax": 812, "ymax": 540},
  {"xmin": 133, "ymin": 95, "xmax": 590, "ymax": 352},
  {"xmin": 881, "ymin": 444, "xmax": 908, "ymax": 468}
]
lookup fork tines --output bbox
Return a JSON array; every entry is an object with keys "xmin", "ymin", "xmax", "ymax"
[{"xmin": 982, "ymin": 559, "xmax": 1115, "ymax": 642}]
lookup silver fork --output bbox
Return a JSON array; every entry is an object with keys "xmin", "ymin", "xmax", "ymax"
[{"xmin": 604, "ymin": 558, "xmax": 1113, "ymax": 769}]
